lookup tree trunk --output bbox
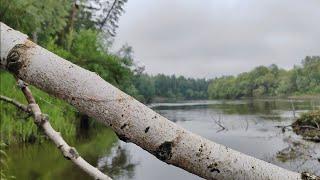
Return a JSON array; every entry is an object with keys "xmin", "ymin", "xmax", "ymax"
[{"xmin": 0, "ymin": 22, "xmax": 310, "ymax": 180}]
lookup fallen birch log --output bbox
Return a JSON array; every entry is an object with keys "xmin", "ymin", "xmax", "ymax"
[{"xmin": 0, "ymin": 22, "xmax": 315, "ymax": 180}]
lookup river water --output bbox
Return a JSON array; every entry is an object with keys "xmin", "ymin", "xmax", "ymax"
[{"xmin": 6, "ymin": 99, "xmax": 320, "ymax": 179}]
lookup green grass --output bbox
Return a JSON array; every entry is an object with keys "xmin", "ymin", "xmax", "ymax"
[{"xmin": 0, "ymin": 71, "xmax": 77, "ymax": 144}]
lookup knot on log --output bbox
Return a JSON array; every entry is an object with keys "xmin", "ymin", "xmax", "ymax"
[
  {"xmin": 6, "ymin": 44, "xmax": 30, "ymax": 74},
  {"xmin": 154, "ymin": 141, "xmax": 173, "ymax": 161},
  {"xmin": 69, "ymin": 147, "xmax": 80, "ymax": 159},
  {"xmin": 63, "ymin": 147, "xmax": 80, "ymax": 160},
  {"xmin": 17, "ymin": 80, "xmax": 28, "ymax": 89},
  {"xmin": 39, "ymin": 114, "xmax": 49, "ymax": 125}
]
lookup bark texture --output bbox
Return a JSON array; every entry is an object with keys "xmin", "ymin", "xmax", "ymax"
[{"xmin": 1, "ymin": 22, "xmax": 315, "ymax": 180}]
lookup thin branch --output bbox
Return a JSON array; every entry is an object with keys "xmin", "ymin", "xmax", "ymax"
[
  {"xmin": 313, "ymin": 119, "xmax": 320, "ymax": 129},
  {"xmin": 99, "ymin": 0, "xmax": 117, "ymax": 30},
  {"xmin": 211, "ymin": 113, "xmax": 228, "ymax": 133},
  {"xmin": 16, "ymin": 80, "xmax": 112, "ymax": 180},
  {"xmin": 298, "ymin": 125, "xmax": 320, "ymax": 130},
  {"xmin": 290, "ymin": 99, "xmax": 296, "ymax": 118},
  {"xmin": 0, "ymin": 95, "xmax": 30, "ymax": 113}
]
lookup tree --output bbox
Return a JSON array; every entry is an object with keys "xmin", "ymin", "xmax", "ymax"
[
  {"xmin": 133, "ymin": 74, "xmax": 155, "ymax": 103},
  {"xmin": 207, "ymin": 59, "xmax": 320, "ymax": 99},
  {"xmin": 0, "ymin": 0, "xmax": 71, "ymax": 42}
]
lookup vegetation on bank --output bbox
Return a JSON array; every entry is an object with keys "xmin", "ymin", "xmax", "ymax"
[
  {"xmin": 0, "ymin": 72, "xmax": 77, "ymax": 144},
  {"xmin": 0, "ymin": 141, "xmax": 14, "ymax": 180},
  {"xmin": 0, "ymin": 0, "xmax": 319, "ymax": 145},
  {"xmin": 292, "ymin": 110, "xmax": 320, "ymax": 142},
  {"xmin": 208, "ymin": 56, "xmax": 320, "ymax": 99},
  {"xmin": 0, "ymin": 0, "xmax": 209, "ymax": 145}
]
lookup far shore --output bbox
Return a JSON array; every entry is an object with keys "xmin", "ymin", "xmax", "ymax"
[{"xmin": 150, "ymin": 94, "xmax": 320, "ymax": 103}]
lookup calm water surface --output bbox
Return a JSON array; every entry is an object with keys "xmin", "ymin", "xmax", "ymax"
[{"xmin": 6, "ymin": 99, "xmax": 320, "ymax": 179}]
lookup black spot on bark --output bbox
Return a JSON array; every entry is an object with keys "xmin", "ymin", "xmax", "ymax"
[
  {"xmin": 121, "ymin": 114, "xmax": 124, "ymax": 117},
  {"xmin": 116, "ymin": 133, "xmax": 129, "ymax": 142},
  {"xmin": 210, "ymin": 168, "xmax": 220, "ymax": 173},
  {"xmin": 69, "ymin": 147, "xmax": 79, "ymax": 159},
  {"xmin": 120, "ymin": 123, "xmax": 128, "ymax": 130},
  {"xmin": 145, "ymin": 126, "xmax": 150, "ymax": 133},
  {"xmin": 63, "ymin": 155, "xmax": 71, "ymax": 160},
  {"xmin": 208, "ymin": 163, "xmax": 220, "ymax": 173},
  {"xmin": 154, "ymin": 141, "xmax": 173, "ymax": 161},
  {"xmin": 196, "ymin": 144, "xmax": 204, "ymax": 157}
]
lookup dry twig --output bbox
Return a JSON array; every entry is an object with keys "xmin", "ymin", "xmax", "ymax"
[{"xmin": 3, "ymin": 80, "xmax": 112, "ymax": 180}]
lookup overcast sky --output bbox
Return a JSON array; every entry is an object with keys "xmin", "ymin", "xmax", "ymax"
[{"xmin": 113, "ymin": 0, "xmax": 320, "ymax": 78}]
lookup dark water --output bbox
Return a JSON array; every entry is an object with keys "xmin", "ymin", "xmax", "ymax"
[{"xmin": 6, "ymin": 99, "xmax": 320, "ymax": 179}]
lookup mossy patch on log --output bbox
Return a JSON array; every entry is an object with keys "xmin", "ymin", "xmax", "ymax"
[{"xmin": 292, "ymin": 110, "xmax": 320, "ymax": 142}]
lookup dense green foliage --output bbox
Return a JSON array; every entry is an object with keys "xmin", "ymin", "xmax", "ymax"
[
  {"xmin": 133, "ymin": 74, "xmax": 209, "ymax": 103},
  {"xmin": 208, "ymin": 56, "xmax": 320, "ymax": 99}
]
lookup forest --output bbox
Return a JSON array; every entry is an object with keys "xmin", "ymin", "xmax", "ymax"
[{"xmin": 208, "ymin": 56, "xmax": 320, "ymax": 99}]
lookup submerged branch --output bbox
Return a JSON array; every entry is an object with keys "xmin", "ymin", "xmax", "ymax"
[{"xmin": 16, "ymin": 80, "xmax": 111, "ymax": 180}]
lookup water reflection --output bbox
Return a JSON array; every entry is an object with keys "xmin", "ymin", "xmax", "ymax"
[
  {"xmin": 6, "ymin": 128, "xmax": 137, "ymax": 180},
  {"xmin": 6, "ymin": 99, "xmax": 320, "ymax": 179},
  {"xmin": 98, "ymin": 144, "xmax": 137, "ymax": 179}
]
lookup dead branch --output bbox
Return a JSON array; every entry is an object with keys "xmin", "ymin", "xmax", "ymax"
[
  {"xmin": 0, "ymin": 95, "xmax": 30, "ymax": 113},
  {"xmin": 16, "ymin": 80, "xmax": 111, "ymax": 180},
  {"xmin": 211, "ymin": 113, "xmax": 228, "ymax": 132}
]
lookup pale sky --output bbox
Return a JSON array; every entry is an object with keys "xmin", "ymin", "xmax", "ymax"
[{"xmin": 113, "ymin": 0, "xmax": 320, "ymax": 78}]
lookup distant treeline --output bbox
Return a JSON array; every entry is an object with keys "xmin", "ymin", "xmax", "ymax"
[
  {"xmin": 133, "ymin": 74, "xmax": 209, "ymax": 103},
  {"xmin": 208, "ymin": 56, "xmax": 320, "ymax": 99}
]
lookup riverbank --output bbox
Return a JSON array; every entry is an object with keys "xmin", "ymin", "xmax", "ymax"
[
  {"xmin": 292, "ymin": 110, "xmax": 320, "ymax": 142},
  {"xmin": 288, "ymin": 94, "xmax": 320, "ymax": 100}
]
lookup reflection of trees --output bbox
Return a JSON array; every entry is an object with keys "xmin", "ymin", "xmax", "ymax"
[
  {"xmin": 275, "ymin": 137, "xmax": 320, "ymax": 176},
  {"xmin": 207, "ymin": 100, "xmax": 276, "ymax": 115},
  {"xmin": 97, "ymin": 145, "xmax": 137, "ymax": 179}
]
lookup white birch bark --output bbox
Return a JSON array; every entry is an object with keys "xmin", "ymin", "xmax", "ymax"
[{"xmin": 0, "ymin": 22, "xmax": 313, "ymax": 180}]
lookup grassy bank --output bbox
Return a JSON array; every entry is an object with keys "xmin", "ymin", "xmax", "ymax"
[{"xmin": 0, "ymin": 72, "xmax": 78, "ymax": 144}]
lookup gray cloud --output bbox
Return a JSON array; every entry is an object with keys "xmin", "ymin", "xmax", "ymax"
[{"xmin": 113, "ymin": 0, "xmax": 320, "ymax": 78}]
